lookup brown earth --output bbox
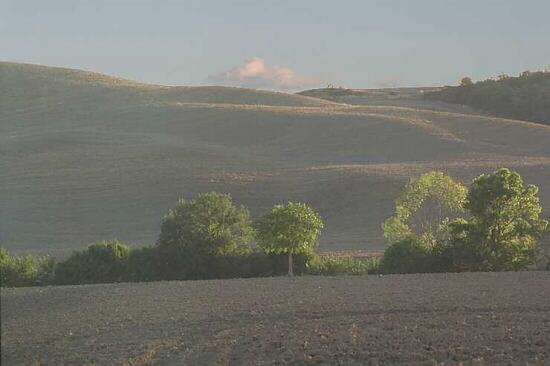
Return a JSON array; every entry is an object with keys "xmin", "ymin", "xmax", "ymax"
[{"xmin": 2, "ymin": 272, "xmax": 549, "ymax": 365}]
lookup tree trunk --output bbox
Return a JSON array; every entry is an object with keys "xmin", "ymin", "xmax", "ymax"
[{"xmin": 288, "ymin": 251, "xmax": 294, "ymax": 277}]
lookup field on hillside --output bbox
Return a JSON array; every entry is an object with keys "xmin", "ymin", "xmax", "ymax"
[
  {"xmin": 2, "ymin": 272, "xmax": 549, "ymax": 365},
  {"xmin": 2, "ymin": 62, "xmax": 550, "ymax": 255}
]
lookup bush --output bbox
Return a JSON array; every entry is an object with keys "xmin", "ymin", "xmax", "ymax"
[
  {"xmin": 306, "ymin": 255, "xmax": 375, "ymax": 276},
  {"xmin": 126, "ymin": 246, "xmax": 160, "ymax": 282},
  {"xmin": 380, "ymin": 237, "xmax": 435, "ymax": 274},
  {"xmin": 155, "ymin": 249, "xmax": 312, "ymax": 281},
  {"xmin": 0, "ymin": 248, "xmax": 55, "ymax": 287},
  {"xmin": 55, "ymin": 240, "xmax": 130, "ymax": 285}
]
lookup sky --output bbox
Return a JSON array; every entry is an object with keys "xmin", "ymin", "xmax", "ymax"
[{"xmin": 2, "ymin": 0, "xmax": 550, "ymax": 90}]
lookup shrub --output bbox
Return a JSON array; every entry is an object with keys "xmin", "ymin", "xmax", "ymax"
[
  {"xmin": 0, "ymin": 248, "xmax": 55, "ymax": 287},
  {"xmin": 380, "ymin": 237, "xmax": 434, "ymax": 274},
  {"xmin": 154, "ymin": 250, "xmax": 312, "ymax": 281},
  {"xmin": 306, "ymin": 255, "xmax": 372, "ymax": 276},
  {"xmin": 126, "ymin": 246, "xmax": 160, "ymax": 282},
  {"xmin": 55, "ymin": 240, "xmax": 130, "ymax": 285}
]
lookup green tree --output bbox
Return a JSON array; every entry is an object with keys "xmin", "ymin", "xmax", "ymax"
[
  {"xmin": 55, "ymin": 240, "xmax": 130, "ymax": 285},
  {"xmin": 382, "ymin": 171, "xmax": 467, "ymax": 248},
  {"xmin": 255, "ymin": 202, "xmax": 324, "ymax": 276},
  {"xmin": 460, "ymin": 76, "xmax": 474, "ymax": 87},
  {"xmin": 447, "ymin": 168, "xmax": 548, "ymax": 271},
  {"xmin": 158, "ymin": 192, "xmax": 253, "ymax": 256}
]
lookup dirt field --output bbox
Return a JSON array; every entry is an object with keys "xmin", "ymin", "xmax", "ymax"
[{"xmin": 2, "ymin": 272, "xmax": 549, "ymax": 365}]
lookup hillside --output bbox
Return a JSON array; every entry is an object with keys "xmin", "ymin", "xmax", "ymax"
[
  {"xmin": 423, "ymin": 71, "xmax": 550, "ymax": 125},
  {"xmin": 1, "ymin": 62, "xmax": 550, "ymax": 255}
]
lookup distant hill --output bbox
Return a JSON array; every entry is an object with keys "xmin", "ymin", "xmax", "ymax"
[
  {"xmin": 2, "ymin": 62, "xmax": 550, "ymax": 256},
  {"xmin": 423, "ymin": 71, "xmax": 550, "ymax": 125}
]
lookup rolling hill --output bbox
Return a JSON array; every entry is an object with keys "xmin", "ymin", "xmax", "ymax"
[{"xmin": 1, "ymin": 62, "xmax": 550, "ymax": 256}]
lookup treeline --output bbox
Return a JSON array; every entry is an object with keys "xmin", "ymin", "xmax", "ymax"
[
  {"xmin": 424, "ymin": 70, "xmax": 550, "ymax": 125},
  {"xmin": 1, "ymin": 168, "xmax": 548, "ymax": 287},
  {"xmin": 380, "ymin": 169, "xmax": 548, "ymax": 273},
  {"xmin": 1, "ymin": 197, "xmax": 376, "ymax": 287}
]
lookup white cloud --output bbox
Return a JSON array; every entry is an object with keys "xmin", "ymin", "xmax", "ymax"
[{"xmin": 207, "ymin": 57, "xmax": 315, "ymax": 91}]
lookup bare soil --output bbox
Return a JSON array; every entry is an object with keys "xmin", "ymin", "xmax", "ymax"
[{"xmin": 2, "ymin": 272, "xmax": 549, "ymax": 365}]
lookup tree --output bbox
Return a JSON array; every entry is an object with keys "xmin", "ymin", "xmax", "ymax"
[
  {"xmin": 255, "ymin": 202, "xmax": 324, "ymax": 276},
  {"xmin": 55, "ymin": 240, "xmax": 130, "ymax": 284},
  {"xmin": 382, "ymin": 171, "xmax": 467, "ymax": 248},
  {"xmin": 158, "ymin": 192, "xmax": 253, "ymax": 256},
  {"xmin": 460, "ymin": 77, "xmax": 473, "ymax": 87},
  {"xmin": 447, "ymin": 168, "xmax": 548, "ymax": 271}
]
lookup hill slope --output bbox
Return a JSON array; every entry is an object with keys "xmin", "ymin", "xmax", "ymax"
[
  {"xmin": 423, "ymin": 71, "xmax": 550, "ymax": 125},
  {"xmin": 1, "ymin": 62, "xmax": 550, "ymax": 255}
]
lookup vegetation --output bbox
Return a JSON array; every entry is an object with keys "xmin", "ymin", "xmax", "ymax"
[
  {"xmin": 156, "ymin": 192, "xmax": 253, "ymax": 279},
  {"xmin": 307, "ymin": 254, "xmax": 378, "ymax": 276},
  {"xmin": 0, "ymin": 248, "xmax": 55, "ymax": 287},
  {"xmin": 381, "ymin": 168, "xmax": 548, "ymax": 273},
  {"xmin": 442, "ymin": 168, "xmax": 548, "ymax": 271},
  {"xmin": 380, "ymin": 237, "xmax": 434, "ymax": 274},
  {"xmin": 382, "ymin": 171, "xmax": 467, "ymax": 247},
  {"xmin": 2, "ymin": 168, "xmax": 547, "ymax": 287},
  {"xmin": 54, "ymin": 240, "xmax": 130, "ymax": 285},
  {"xmin": 424, "ymin": 70, "xmax": 550, "ymax": 125},
  {"xmin": 158, "ymin": 192, "xmax": 253, "ymax": 256},
  {"xmin": 255, "ymin": 202, "xmax": 324, "ymax": 276}
]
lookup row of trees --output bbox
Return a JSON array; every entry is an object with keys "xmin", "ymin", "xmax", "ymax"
[
  {"xmin": 424, "ymin": 70, "xmax": 550, "ymax": 125},
  {"xmin": 1, "ymin": 197, "xmax": 329, "ymax": 286},
  {"xmin": 381, "ymin": 168, "xmax": 548, "ymax": 273},
  {"xmin": 157, "ymin": 195, "xmax": 324, "ymax": 277},
  {"xmin": 1, "ymin": 167, "xmax": 547, "ymax": 287}
]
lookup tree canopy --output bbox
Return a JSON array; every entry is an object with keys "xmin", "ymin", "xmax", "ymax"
[
  {"xmin": 157, "ymin": 192, "xmax": 253, "ymax": 256},
  {"xmin": 446, "ymin": 168, "xmax": 548, "ymax": 271},
  {"xmin": 255, "ymin": 202, "xmax": 324, "ymax": 276},
  {"xmin": 382, "ymin": 171, "xmax": 467, "ymax": 247}
]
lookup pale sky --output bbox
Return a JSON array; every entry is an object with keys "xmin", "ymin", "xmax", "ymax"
[{"xmin": 2, "ymin": 0, "xmax": 549, "ymax": 90}]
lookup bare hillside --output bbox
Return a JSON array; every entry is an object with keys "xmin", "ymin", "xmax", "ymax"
[{"xmin": 1, "ymin": 62, "xmax": 549, "ymax": 255}]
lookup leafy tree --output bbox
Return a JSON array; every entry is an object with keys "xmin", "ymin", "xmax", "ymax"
[
  {"xmin": 157, "ymin": 192, "xmax": 253, "ymax": 276},
  {"xmin": 446, "ymin": 168, "xmax": 548, "ymax": 271},
  {"xmin": 255, "ymin": 202, "xmax": 324, "ymax": 276},
  {"xmin": 55, "ymin": 240, "xmax": 130, "ymax": 284},
  {"xmin": 460, "ymin": 77, "xmax": 473, "ymax": 87},
  {"xmin": 382, "ymin": 171, "xmax": 467, "ymax": 248}
]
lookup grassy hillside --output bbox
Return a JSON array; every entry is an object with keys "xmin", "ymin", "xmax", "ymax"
[
  {"xmin": 423, "ymin": 71, "xmax": 550, "ymax": 125},
  {"xmin": 2, "ymin": 62, "xmax": 550, "ymax": 255}
]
